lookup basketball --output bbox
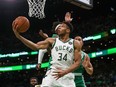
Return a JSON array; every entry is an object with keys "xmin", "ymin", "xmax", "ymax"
[{"xmin": 12, "ymin": 16, "xmax": 30, "ymax": 33}]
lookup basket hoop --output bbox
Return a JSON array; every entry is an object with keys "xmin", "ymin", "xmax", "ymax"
[{"xmin": 27, "ymin": 0, "xmax": 46, "ymax": 19}]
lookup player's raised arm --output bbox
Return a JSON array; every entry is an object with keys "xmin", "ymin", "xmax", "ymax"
[
  {"xmin": 13, "ymin": 28, "xmax": 54, "ymax": 50},
  {"xmin": 65, "ymin": 12, "xmax": 73, "ymax": 22}
]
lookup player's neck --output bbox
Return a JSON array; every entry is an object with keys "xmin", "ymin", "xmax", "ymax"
[{"xmin": 59, "ymin": 35, "xmax": 70, "ymax": 42}]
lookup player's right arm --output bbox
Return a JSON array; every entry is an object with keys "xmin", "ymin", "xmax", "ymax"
[{"xmin": 13, "ymin": 29, "xmax": 53, "ymax": 50}]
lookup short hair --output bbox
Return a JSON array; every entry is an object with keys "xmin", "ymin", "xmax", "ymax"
[{"xmin": 62, "ymin": 21, "xmax": 73, "ymax": 32}]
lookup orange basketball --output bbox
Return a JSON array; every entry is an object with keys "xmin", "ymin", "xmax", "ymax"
[{"xmin": 12, "ymin": 16, "xmax": 30, "ymax": 33}]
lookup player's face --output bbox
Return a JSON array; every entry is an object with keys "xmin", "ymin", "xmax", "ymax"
[
  {"xmin": 74, "ymin": 36, "xmax": 83, "ymax": 46},
  {"xmin": 55, "ymin": 23, "xmax": 68, "ymax": 35}
]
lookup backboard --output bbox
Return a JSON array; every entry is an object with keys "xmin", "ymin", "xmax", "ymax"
[{"xmin": 64, "ymin": 0, "xmax": 93, "ymax": 10}]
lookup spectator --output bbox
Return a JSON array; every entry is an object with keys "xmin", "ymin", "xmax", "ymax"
[{"xmin": 30, "ymin": 77, "xmax": 40, "ymax": 87}]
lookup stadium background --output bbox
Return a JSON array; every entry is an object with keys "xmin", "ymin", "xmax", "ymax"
[{"xmin": 0, "ymin": 0, "xmax": 116, "ymax": 87}]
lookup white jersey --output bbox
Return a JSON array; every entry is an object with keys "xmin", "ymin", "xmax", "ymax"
[{"xmin": 50, "ymin": 38, "xmax": 74, "ymax": 70}]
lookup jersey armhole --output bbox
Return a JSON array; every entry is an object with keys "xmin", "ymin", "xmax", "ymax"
[
  {"xmin": 73, "ymin": 39, "xmax": 75, "ymax": 49},
  {"xmin": 81, "ymin": 51, "xmax": 86, "ymax": 61},
  {"xmin": 51, "ymin": 38, "xmax": 57, "ymax": 49}
]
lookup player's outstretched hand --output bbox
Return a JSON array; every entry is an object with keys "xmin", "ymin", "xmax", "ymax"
[
  {"xmin": 12, "ymin": 20, "xmax": 21, "ymax": 38},
  {"xmin": 65, "ymin": 12, "xmax": 73, "ymax": 22},
  {"xmin": 13, "ymin": 28, "xmax": 21, "ymax": 39}
]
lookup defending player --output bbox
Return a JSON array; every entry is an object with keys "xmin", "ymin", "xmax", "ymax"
[{"xmin": 74, "ymin": 36, "xmax": 93, "ymax": 87}]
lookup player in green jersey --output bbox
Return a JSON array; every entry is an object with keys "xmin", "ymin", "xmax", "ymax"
[{"xmin": 74, "ymin": 36, "xmax": 93, "ymax": 87}]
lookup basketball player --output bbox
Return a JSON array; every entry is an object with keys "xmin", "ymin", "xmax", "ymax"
[
  {"xmin": 37, "ymin": 33, "xmax": 93, "ymax": 87},
  {"xmin": 37, "ymin": 12, "xmax": 93, "ymax": 87},
  {"xmin": 74, "ymin": 36, "xmax": 93, "ymax": 87},
  {"xmin": 36, "ymin": 12, "xmax": 72, "ymax": 70},
  {"xmin": 13, "ymin": 21, "xmax": 82, "ymax": 87}
]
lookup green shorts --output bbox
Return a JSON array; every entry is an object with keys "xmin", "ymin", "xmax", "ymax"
[{"xmin": 74, "ymin": 76, "xmax": 86, "ymax": 87}]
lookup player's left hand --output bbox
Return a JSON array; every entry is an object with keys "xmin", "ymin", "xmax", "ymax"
[
  {"xmin": 52, "ymin": 67, "xmax": 66, "ymax": 80},
  {"xmin": 65, "ymin": 12, "xmax": 73, "ymax": 22}
]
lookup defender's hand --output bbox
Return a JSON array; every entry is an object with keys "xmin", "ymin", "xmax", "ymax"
[
  {"xmin": 65, "ymin": 12, "xmax": 73, "ymax": 22},
  {"xmin": 36, "ymin": 64, "xmax": 41, "ymax": 70},
  {"xmin": 39, "ymin": 30, "xmax": 48, "ymax": 39}
]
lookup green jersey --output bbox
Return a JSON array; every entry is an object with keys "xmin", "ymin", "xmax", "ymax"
[{"xmin": 73, "ymin": 51, "xmax": 86, "ymax": 87}]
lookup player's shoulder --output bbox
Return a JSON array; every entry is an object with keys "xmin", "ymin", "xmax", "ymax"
[
  {"xmin": 82, "ymin": 51, "xmax": 90, "ymax": 60},
  {"xmin": 46, "ymin": 37, "xmax": 55, "ymax": 40},
  {"xmin": 81, "ymin": 51, "xmax": 87, "ymax": 57},
  {"xmin": 46, "ymin": 37, "xmax": 56, "ymax": 44},
  {"xmin": 81, "ymin": 51, "xmax": 86, "ymax": 55}
]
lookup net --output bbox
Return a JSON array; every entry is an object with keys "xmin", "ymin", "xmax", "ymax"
[{"xmin": 27, "ymin": 0, "xmax": 46, "ymax": 19}]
